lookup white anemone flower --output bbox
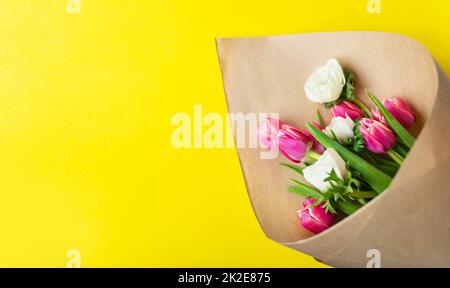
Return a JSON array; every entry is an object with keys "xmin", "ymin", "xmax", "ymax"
[
  {"xmin": 324, "ymin": 116, "xmax": 355, "ymax": 142},
  {"xmin": 304, "ymin": 58, "xmax": 346, "ymax": 103},
  {"xmin": 303, "ymin": 148, "xmax": 347, "ymax": 192}
]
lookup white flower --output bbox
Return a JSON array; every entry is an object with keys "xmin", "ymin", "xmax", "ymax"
[
  {"xmin": 303, "ymin": 148, "xmax": 347, "ymax": 192},
  {"xmin": 324, "ymin": 116, "xmax": 355, "ymax": 142},
  {"xmin": 304, "ymin": 58, "xmax": 346, "ymax": 103}
]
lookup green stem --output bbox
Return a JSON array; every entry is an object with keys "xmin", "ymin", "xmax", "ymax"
[
  {"xmin": 393, "ymin": 146, "xmax": 405, "ymax": 158},
  {"xmin": 386, "ymin": 149, "xmax": 404, "ymax": 165},
  {"xmin": 358, "ymin": 199, "xmax": 368, "ymax": 205},
  {"xmin": 287, "ymin": 180, "xmax": 323, "ymax": 200},
  {"xmin": 306, "ymin": 150, "xmax": 321, "ymax": 161},
  {"xmin": 372, "ymin": 155, "xmax": 400, "ymax": 168},
  {"xmin": 361, "ymin": 151, "xmax": 377, "ymax": 165},
  {"xmin": 374, "ymin": 164, "xmax": 398, "ymax": 177},
  {"xmin": 361, "ymin": 150, "xmax": 398, "ymax": 177},
  {"xmin": 316, "ymin": 109, "xmax": 325, "ymax": 127},
  {"xmin": 351, "ymin": 191, "xmax": 378, "ymax": 199},
  {"xmin": 394, "ymin": 143, "xmax": 409, "ymax": 157},
  {"xmin": 354, "ymin": 98, "xmax": 372, "ymax": 118}
]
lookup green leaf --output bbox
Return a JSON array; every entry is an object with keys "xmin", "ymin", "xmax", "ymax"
[
  {"xmin": 350, "ymin": 191, "xmax": 378, "ymax": 199},
  {"xmin": 336, "ymin": 200, "xmax": 362, "ymax": 215},
  {"xmin": 373, "ymin": 164, "xmax": 398, "ymax": 177},
  {"xmin": 341, "ymin": 119, "xmax": 365, "ymax": 153},
  {"xmin": 280, "ymin": 163, "xmax": 303, "ymax": 176},
  {"xmin": 328, "ymin": 129, "xmax": 339, "ymax": 142},
  {"xmin": 323, "ymin": 168, "xmax": 343, "ymax": 185},
  {"xmin": 323, "ymin": 69, "xmax": 356, "ymax": 108},
  {"xmin": 361, "ymin": 150, "xmax": 377, "ymax": 165},
  {"xmin": 352, "ymin": 120, "xmax": 365, "ymax": 151},
  {"xmin": 361, "ymin": 151, "xmax": 399, "ymax": 177},
  {"xmin": 371, "ymin": 155, "xmax": 400, "ymax": 168},
  {"xmin": 324, "ymin": 101, "xmax": 337, "ymax": 109},
  {"xmin": 393, "ymin": 143, "xmax": 409, "ymax": 158},
  {"xmin": 287, "ymin": 180, "xmax": 323, "ymax": 199},
  {"xmin": 306, "ymin": 123, "xmax": 392, "ymax": 193},
  {"xmin": 323, "ymin": 200, "xmax": 337, "ymax": 214},
  {"xmin": 367, "ymin": 91, "xmax": 415, "ymax": 149},
  {"xmin": 343, "ymin": 69, "xmax": 356, "ymax": 102},
  {"xmin": 316, "ymin": 109, "xmax": 325, "ymax": 127}
]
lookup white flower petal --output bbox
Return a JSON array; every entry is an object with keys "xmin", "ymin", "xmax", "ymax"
[
  {"xmin": 304, "ymin": 58, "xmax": 346, "ymax": 104},
  {"xmin": 324, "ymin": 116, "xmax": 355, "ymax": 142},
  {"xmin": 303, "ymin": 148, "xmax": 347, "ymax": 192}
]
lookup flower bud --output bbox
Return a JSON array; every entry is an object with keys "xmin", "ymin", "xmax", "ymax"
[
  {"xmin": 258, "ymin": 118, "xmax": 316, "ymax": 163},
  {"xmin": 383, "ymin": 97, "xmax": 416, "ymax": 129},
  {"xmin": 257, "ymin": 117, "xmax": 283, "ymax": 149},
  {"xmin": 283, "ymin": 123, "xmax": 325, "ymax": 154},
  {"xmin": 371, "ymin": 108, "xmax": 387, "ymax": 125},
  {"xmin": 324, "ymin": 116, "xmax": 355, "ymax": 143},
  {"xmin": 331, "ymin": 101, "xmax": 363, "ymax": 120},
  {"xmin": 298, "ymin": 198, "xmax": 334, "ymax": 234},
  {"xmin": 359, "ymin": 118, "xmax": 396, "ymax": 154},
  {"xmin": 372, "ymin": 97, "xmax": 416, "ymax": 129}
]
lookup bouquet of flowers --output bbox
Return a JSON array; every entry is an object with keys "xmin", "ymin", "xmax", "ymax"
[
  {"xmin": 257, "ymin": 58, "xmax": 417, "ymax": 234},
  {"xmin": 217, "ymin": 32, "xmax": 450, "ymax": 267}
]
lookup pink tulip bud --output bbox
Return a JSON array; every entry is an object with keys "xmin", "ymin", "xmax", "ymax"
[
  {"xmin": 257, "ymin": 117, "xmax": 283, "ymax": 149},
  {"xmin": 282, "ymin": 123, "xmax": 325, "ymax": 154},
  {"xmin": 298, "ymin": 198, "xmax": 334, "ymax": 234},
  {"xmin": 371, "ymin": 97, "xmax": 416, "ymax": 129},
  {"xmin": 383, "ymin": 97, "xmax": 416, "ymax": 129},
  {"xmin": 258, "ymin": 118, "xmax": 310, "ymax": 163},
  {"xmin": 359, "ymin": 118, "xmax": 397, "ymax": 154},
  {"xmin": 331, "ymin": 101, "xmax": 364, "ymax": 120},
  {"xmin": 371, "ymin": 108, "xmax": 387, "ymax": 125}
]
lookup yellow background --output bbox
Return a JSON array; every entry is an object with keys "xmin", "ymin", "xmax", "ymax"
[{"xmin": 0, "ymin": 0, "xmax": 448, "ymax": 267}]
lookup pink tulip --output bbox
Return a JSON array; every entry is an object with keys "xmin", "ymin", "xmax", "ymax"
[
  {"xmin": 371, "ymin": 108, "xmax": 387, "ymax": 125},
  {"xmin": 359, "ymin": 118, "xmax": 397, "ymax": 154},
  {"xmin": 258, "ymin": 118, "xmax": 325, "ymax": 163},
  {"xmin": 258, "ymin": 118, "xmax": 309, "ymax": 163},
  {"xmin": 372, "ymin": 97, "xmax": 416, "ymax": 129},
  {"xmin": 383, "ymin": 97, "xmax": 416, "ymax": 129},
  {"xmin": 331, "ymin": 101, "xmax": 364, "ymax": 120},
  {"xmin": 257, "ymin": 117, "xmax": 284, "ymax": 148},
  {"xmin": 298, "ymin": 198, "xmax": 334, "ymax": 234},
  {"xmin": 282, "ymin": 123, "xmax": 325, "ymax": 154}
]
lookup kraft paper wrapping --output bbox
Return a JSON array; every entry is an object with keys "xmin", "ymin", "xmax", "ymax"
[{"xmin": 216, "ymin": 32, "xmax": 450, "ymax": 267}]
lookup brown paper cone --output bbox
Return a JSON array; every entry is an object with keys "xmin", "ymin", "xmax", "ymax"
[{"xmin": 216, "ymin": 32, "xmax": 450, "ymax": 267}]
